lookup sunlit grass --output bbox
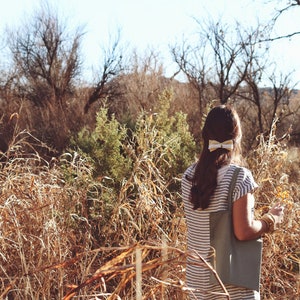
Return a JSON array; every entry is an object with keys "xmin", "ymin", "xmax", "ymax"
[{"xmin": 0, "ymin": 123, "xmax": 299, "ymax": 299}]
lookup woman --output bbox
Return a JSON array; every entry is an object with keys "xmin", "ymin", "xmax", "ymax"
[{"xmin": 182, "ymin": 105, "xmax": 284, "ymax": 299}]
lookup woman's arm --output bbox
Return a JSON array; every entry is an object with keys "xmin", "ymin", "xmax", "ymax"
[{"xmin": 233, "ymin": 193, "xmax": 284, "ymax": 241}]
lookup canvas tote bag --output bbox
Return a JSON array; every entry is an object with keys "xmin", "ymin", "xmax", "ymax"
[{"xmin": 209, "ymin": 167, "xmax": 262, "ymax": 291}]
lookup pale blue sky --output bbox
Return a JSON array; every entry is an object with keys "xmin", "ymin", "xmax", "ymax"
[{"xmin": 0, "ymin": 0, "xmax": 300, "ymax": 86}]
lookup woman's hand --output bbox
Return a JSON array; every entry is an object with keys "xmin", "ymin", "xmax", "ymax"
[
  {"xmin": 268, "ymin": 202, "xmax": 285, "ymax": 226},
  {"xmin": 233, "ymin": 195, "xmax": 285, "ymax": 240}
]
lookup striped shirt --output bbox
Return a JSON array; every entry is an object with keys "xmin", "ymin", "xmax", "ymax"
[{"xmin": 181, "ymin": 163, "xmax": 260, "ymax": 300}]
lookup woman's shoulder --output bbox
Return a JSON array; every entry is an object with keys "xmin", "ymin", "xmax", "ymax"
[
  {"xmin": 183, "ymin": 162, "xmax": 197, "ymax": 177},
  {"xmin": 230, "ymin": 164, "xmax": 253, "ymax": 179},
  {"xmin": 228, "ymin": 164, "xmax": 258, "ymax": 199},
  {"xmin": 228, "ymin": 164, "xmax": 254, "ymax": 177},
  {"xmin": 181, "ymin": 163, "xmax": 197, "ymax": 188}
]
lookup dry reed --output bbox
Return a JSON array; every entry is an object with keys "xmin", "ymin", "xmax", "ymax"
[
  {"xmin": 247, "ymin": 124, "xmax": 300, "ymax": 299},
  {"xmin": 0, "ymin": 122, "xmax": 299, "ymax": 299}
]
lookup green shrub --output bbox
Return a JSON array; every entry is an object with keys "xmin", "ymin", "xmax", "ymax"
[
  {"xmin": 135, "ymin": 89, "xmax": 196, "ymax": 185},
  {"xmin": 68, "ymin": 89, "xmax": 196, "ymax": 244},
  {"xmin": 72, "ymin": 105, "xmax": 132, "ymax": 185}
]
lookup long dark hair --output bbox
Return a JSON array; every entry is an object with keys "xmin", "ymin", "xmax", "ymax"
[{"xmin": 190, "ymin": 105, "xmax": 242, "ymax": 210}]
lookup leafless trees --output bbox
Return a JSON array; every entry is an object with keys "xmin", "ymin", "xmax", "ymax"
[
  {"xmin": 171, "ymin": 15, "xmax": 299, "ymax": 146},
  {"xmin": 8, "ymin": 11, "xmax": 83, "ymax": 109},
  {"xmin": 0, "ymin": 1, "xmax": 299, "ymax": 154},
  {"xmin": 3, "ymin": 4, "xmax": 84, "ymax": 150},
  {"xmin": 1, "ymin": 3, "xmax": 126, "ymax": 152}
]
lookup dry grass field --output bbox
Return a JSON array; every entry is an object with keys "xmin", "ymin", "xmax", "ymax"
[
  {"xmin": 0, "ymin": 118, "xmax": 299, "ymax": 299},
  {"xmin": 0, "ymin": 3, "xmax": 299, "ymax": 298}
]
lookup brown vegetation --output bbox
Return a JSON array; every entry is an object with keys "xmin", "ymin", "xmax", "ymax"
[
  {"xmin": 0, "ymin": 2, "xmax": 299, "ymax": 299},
  {"xmin": 0, "ymin": 101, "xmax": 299, "ymax": 299}
]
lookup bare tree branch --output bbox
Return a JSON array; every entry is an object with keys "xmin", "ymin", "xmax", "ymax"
[
  {"xmin": 259, "ymin": 31, "xmax": 300, "ymax": 43},
  {"xmin": 84, "ymin": 31, "xmax": 124, "ymax": 113},
  {"xmin": 272, "ymin": 0, "xmax": 300, "ymax": 23}
]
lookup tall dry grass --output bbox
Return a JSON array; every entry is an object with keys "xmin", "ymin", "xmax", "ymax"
[
  {"xmin": 0, "ymin": 131, "xmax": 96, "ymax": 299},
  {"xmin": 0, "ymin": 115, "xmax": 195, "ymax": 299},
  {"xmin": 0, "ymin": 120, "xmax": 299, "ymax": 299},
  {"xmin": 247, "ymin": 124, "xmax": 300, "ymax": 299}
]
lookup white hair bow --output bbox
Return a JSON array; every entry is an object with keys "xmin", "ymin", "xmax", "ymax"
[{"xmin": 208, "ymin": 140, "xmax": 234, "ymax": 152}]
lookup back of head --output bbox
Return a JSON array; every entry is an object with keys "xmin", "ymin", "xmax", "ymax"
[
  {"xmin": 202, "ymin": 105, "xmax": 241, "ymax": 145},
  {"xmin": 190, "ymin": 105, "xmax": 242, "ymax": 210}
]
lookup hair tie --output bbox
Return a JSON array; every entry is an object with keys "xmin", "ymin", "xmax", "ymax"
[{"xmin": 208, "ymin": 140, "xmax": 234, "ymax": 152}]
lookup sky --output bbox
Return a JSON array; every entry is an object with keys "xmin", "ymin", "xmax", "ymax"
[{"xmin": 0, "ymin": 0, "xmax": 300, "ymax": 87}]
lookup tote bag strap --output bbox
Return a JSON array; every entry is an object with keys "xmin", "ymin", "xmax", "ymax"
[{"xmin": 228, "ymin": 167, "xmax": 241, "ymax": 211}]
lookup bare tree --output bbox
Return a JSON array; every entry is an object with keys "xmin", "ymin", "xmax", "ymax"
[
  {"xmin": 84, "ymin": 31, "xmax": 124, "ymax": 113},
  {"xmin": 5, "ymin": 2, "xmax": 84, "ymax": 151},
  {"xmin": 171, "ymin": 15, "xmax": 299, "ymax": 147},
  {"xmin": 266, "ymin": 71, "xmax": 296, "ymax": 133},
  {"xmin": 170, "ymin": 19, "xmax": 261, "ymax": 116},
  {"xmin": 236, "ymin": 25, "xmax": 272, "ymax": 135},
  {"xmin": 8, "ymin": 3, "xmax": 84, "ymax": 111},
  {"xmin": 203, "ymin": 20, "xmax": 260, "ymax": 104},
  {"xmin": 170, "ymin": 38, "xmax": 210, "ymax": 120},
  {"xmin": 239, "ymin": 68, "xmax": 295, "ymax": 138},
  {"xmin": 239, "ymin": 59, "xmax": 265, "ymax": 134}
]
